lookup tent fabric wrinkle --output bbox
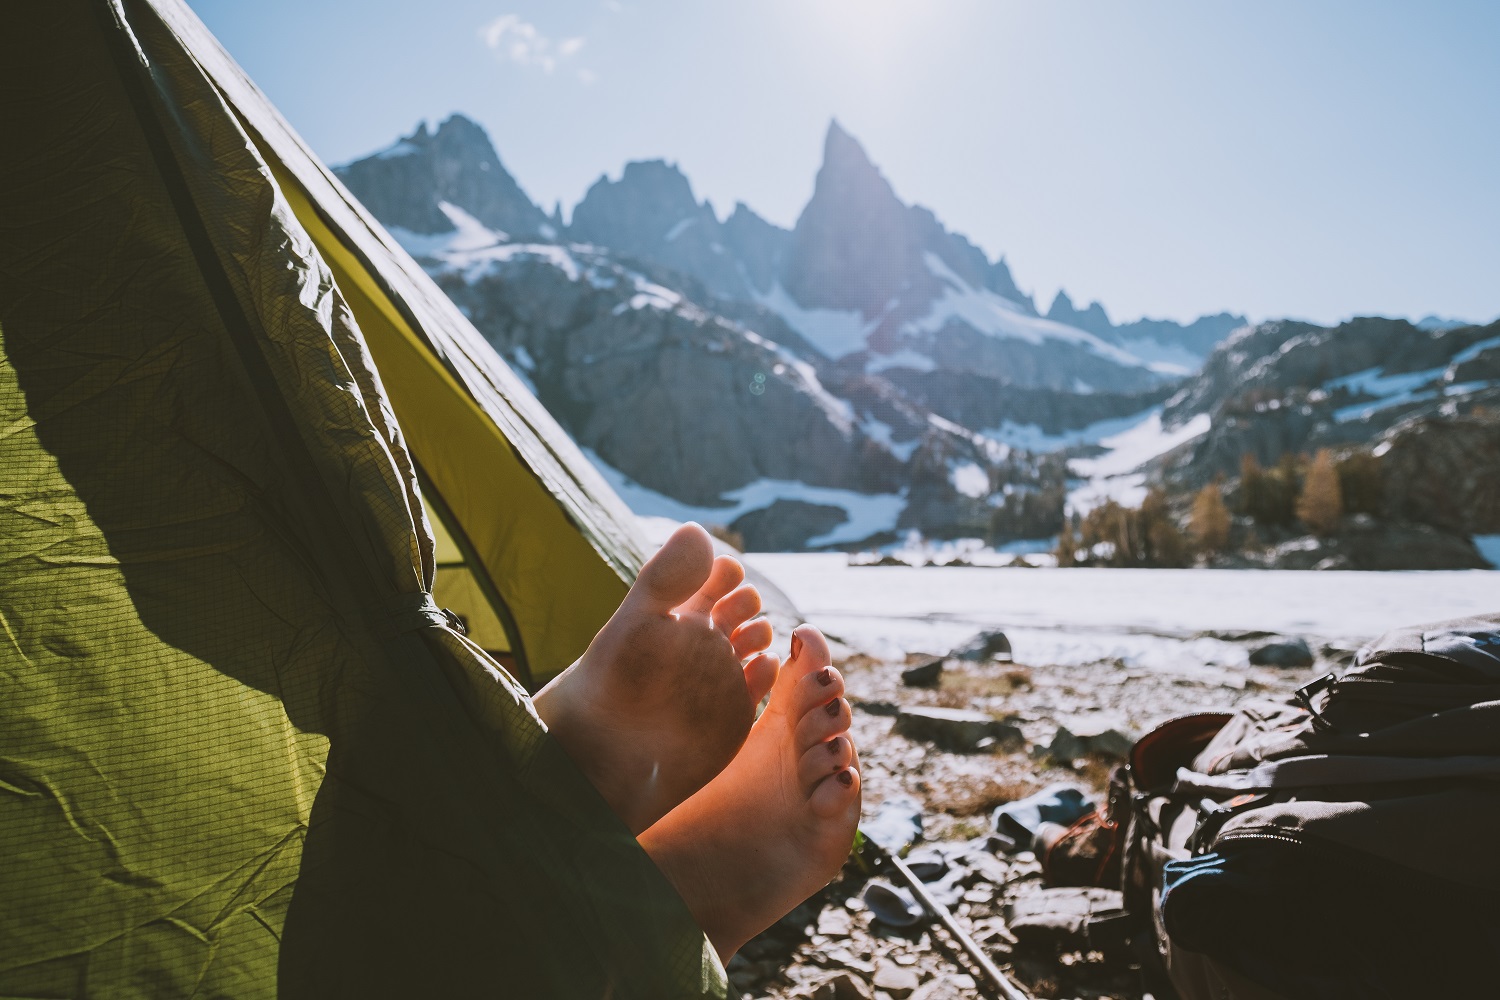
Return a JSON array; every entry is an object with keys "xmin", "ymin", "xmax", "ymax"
[{"xmin": 0, "ymin": 1, "xmax": 726, "ymax": 996}]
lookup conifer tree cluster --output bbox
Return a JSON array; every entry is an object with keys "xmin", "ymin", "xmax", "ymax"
[{"xmin": 1056, "ymin": 489, "xmax": 1188, "ymax": 567}]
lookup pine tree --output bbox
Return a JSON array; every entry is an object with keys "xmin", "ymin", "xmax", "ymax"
[
  {"xmin": 1190, "ymin": 482, "xmax": 1231, "ymax": 554},
  {"xmin": 1141, "ymin": 489, "xmax": 1190, "ymax": 567},
  {"xmin": 1336, "ymin": 451, "xmax": 1383, "ymax": 515},
  {"xmin": 1237, "ymin": 453, "xmax": 1264, "ymax": 518},
  {"xmin": 1296, "ymin": 448, "xmax": 1343, "ymax": 536}
]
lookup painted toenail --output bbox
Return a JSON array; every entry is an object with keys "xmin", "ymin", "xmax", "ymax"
[
  {"xmin": 826, "ymin": 737, "xmax": 841, "ymax": 755},
  {"xmin": 816, "ymin": 667, "xmax": 833, "ymax": 687},
  {"xmin": 824, "ymin": 698, "xmax": 841, "ymax": 717},
  {"xmin": 790, "ymin": 632, "xmax": 803, "ymax": 661},
  {"xmin": 836, "ymin": 769, "xmax": 854, "ymax": 787}
]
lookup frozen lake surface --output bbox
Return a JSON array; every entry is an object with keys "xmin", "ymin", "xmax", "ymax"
[{"xmin": 747, "ymin": 556, "xmax": 1497, "ymax": 665}]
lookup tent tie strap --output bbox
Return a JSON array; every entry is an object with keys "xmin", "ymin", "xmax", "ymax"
[{"xmin": 378, "ymin": 593, "xmax": 466, "ymax": 638}]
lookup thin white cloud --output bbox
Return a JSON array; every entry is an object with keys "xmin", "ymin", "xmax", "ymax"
[{"xmin": 479, "ymin": 15, "xmax": 586, "ymax": 75}]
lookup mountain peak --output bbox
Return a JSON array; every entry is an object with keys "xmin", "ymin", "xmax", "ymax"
[
  {"xmin": 820, "ymin": 119, "xmax": 882, "ymax": 188},
  {"xmin": 335, "ymin": 113, "xmax": 547, "ymax": 238},
  {"xmin": 571, "ymin": 158, "xmax": 707, "ymax": 244},
  {"xmin": 431, "ymin": 113, "xmax": 491, "ymax": 149}
]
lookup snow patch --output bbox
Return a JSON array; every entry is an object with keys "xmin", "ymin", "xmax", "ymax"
[
  {"xmin": 663, "ymin": 217, "xmax": 696, "ymax": 242},
  {"xmin": 1111, "ymin": 336, "xmax": 1203, "ymax": 376},
  {"xmin": 865, "ymin": 348, "xmax": 937, "ymax": 374},
  {"xmin": 1325, "ymin": 340, "xmax": 1500, "ymax": 423},
  {"xmin": 950, "ymin": 461, "xmax": 989, "ymax": 499},
  {"xmin": 740, "ymin": 329, "xmax": 855, "ymax": 431},
  {"xmin": 753, "ymin": 283, "xmax": 880, "ymax": 359},
  {"xmin": 375, "ymin": 140, "xmax": 421, "ymax": 160},
  {"xmin": 908, "ymin": 254, "xmax": 1150, "ymax": 370},
  {"xmin": 859, "ymin": 416, "xmax": 919, "ymax": 462},
  {"xmin": 582, "ymin": 449, "xmax": 904, "ymax": 548},
  {"xmin": 1066, "ymin": 410, "xmax": 1211, "ymax": 515},
  {"xmin": 982, "ymin": 409, "xmax": 1155, "ymax": 454},
  {"xmin": 615, "ymin": 276, "xmax": 683, "ymax": 314}
]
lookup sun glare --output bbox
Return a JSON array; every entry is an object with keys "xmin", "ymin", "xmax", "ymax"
[{"xmin": 803, "ymin": 0, "xmax": 942, "ymax": 66}]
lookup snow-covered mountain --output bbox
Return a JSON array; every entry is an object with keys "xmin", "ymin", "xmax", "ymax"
[
  {"xmin": 1142, "ymin": 315, "xmax": 1500, "ymax": 565},
  {"xmin": 1045, "ymin": 290, "xmax": 1246, "ymax": 376},
  {"xmin": 334, "ymin": 114, "xmax": 1249, "ymax": 549}
]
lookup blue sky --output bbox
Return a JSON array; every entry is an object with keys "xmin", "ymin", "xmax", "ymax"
[{"xmin": 189, "ymin": 0, "xmax": 1500, "ymax": 327}]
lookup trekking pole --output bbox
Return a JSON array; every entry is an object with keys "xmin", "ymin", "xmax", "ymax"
[{"xmin": 861, "ymin": 834, "xmax": 1031, "ymax": 1000}]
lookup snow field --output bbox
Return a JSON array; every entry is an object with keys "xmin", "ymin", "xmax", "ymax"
[{"xmin": 747, "ymin": 553, "xmax": 1496, "ymax": 657}]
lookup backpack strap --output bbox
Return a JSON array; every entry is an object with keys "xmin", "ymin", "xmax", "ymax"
[{"xmin": 1173, "ymin": 753, "xmax": 1500, "ymax": 795}]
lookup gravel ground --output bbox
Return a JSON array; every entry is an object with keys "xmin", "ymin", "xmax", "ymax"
[{"xmin": 729, "ymin": 630, "xmax": 1334, "ymax": 1000}]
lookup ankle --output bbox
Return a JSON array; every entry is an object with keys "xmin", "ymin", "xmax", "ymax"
[{"xmin": 641, "ymin": 823, "xmax": 742, "ymax": 962}]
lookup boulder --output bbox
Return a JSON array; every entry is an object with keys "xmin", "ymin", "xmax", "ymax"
[
  {"xmin": 1006, "ymin": 886, "xmax": 1127, "ymax": 950},
  {"xmin": 1046, "ymin": 724, "xmax": 1135, "ymax": 761},
  {"xmin": 1249, "ymin": 637, "xmax": 1315, "ymax": 668},
  {"xmin": 901, "ymin": 657, "xmax": 944, "ymax": 687},
  {"xmin": 894, "ymin": 706, "xmax": 1021, "ymax": 753},
  {"xmin": 862, "ymin": 880, "xmax": 924, "ymax": 928},
  {"xmin": 863, "ymin": 796, "xmax": 924, "ymax": 854},
  {"xmin": 948, "ymin": 629, "xmax": 1012, "ymax": 663},
  {"xmin": 873, "ymin": 962, "xmax": 922, "ymax": 998},
  {"xmin": 816, "ymin": 906, "xmax": 853, "ymax": 938}
]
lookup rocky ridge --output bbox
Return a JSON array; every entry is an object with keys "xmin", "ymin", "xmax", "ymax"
[
  {"xmin": 334, "ymin": 115, "xmax": 1497, "ymax": 563},
  {"xmin": 335, "ymin": 115, "xmax": 1224, "ymax": 547},
  {"xmin": 1110, "ymin": 316, "xmax": 1500, "ymax": 568}
]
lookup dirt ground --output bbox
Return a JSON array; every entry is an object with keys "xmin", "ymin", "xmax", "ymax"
[{"xmin": 729, "ymin": 632, "xmax": 1335, "ymax": 1000}]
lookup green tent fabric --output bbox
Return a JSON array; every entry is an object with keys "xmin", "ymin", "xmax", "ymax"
[
  {"xmin": 0, "ymin": 1, "xmax": 725, "ymax": 996},
  {"xmin": 163, "ymin": 0, "xmax": 652, "ymax": 692}
]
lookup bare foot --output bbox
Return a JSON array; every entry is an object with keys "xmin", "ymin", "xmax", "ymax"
[
  {"xmin": 638, "ymin": 624, "xmax": 861, "ymax": 962},
  {"xmin": 533, "ymin": 522, "xmax": 778, "ymax": 834}
]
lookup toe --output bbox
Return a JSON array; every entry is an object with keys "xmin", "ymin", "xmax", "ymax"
[
  {"xmin": 778, "ymin": 624, "xmax": 831, "ymax": 688},
  {"xmin": 682, "ymin": 555, "xmax": 745, "ymax": 616},
  {"xmin": 711, "ymin": 584, "xmax": 761, "ymax": 634},
  {"xmin": 743, "ymin": 651, "xmax": 779, "ymax": 705},
  {"xmin": 799, "ymin": 735, "xmax": 855, "ymax": 790},
  {"xmin": 787, "ymin": 664, "xmax": 844, "ymax": 719},
  {"xmin": 631, "ymin": 522, "xmax": 715, "ymax": 611},
  {"xmin": 796, "ymin": 695, "xmax": 851, "ymax": 748},
  {"xmin": 809, "ymin": 766, "xmax": 861, "ymax": 819},
  {"xmin": 730, "ymin": 618, "xmax": 773, "ymax": 659}
]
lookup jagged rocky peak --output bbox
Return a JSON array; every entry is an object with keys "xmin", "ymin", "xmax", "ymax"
[
  {"xmin": 784, "ymin": 120, "xmax": 937, "ymax": 316},
  {"xmin": 782, "ymin": 121, "xmax": 1033, "ymax": 326},
  {"xmin": 722, "ymin": 202, "xmax": 792, "ymax": 295},
  {"xmin": 336, "ymin": 113, "xmax": 549, "ymax": 239},
  {"xmin": 569, "ymin": 159, "xmax": 711, "ymax": 251},
  {"xmin": 1047, "ymin": 290, "xmax": 1113, "ymax": 338},
  {"xmin": 568, "ymin": 159, "xmax": 751, "ymax": 300}
]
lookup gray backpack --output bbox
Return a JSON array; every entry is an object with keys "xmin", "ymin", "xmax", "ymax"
[{"xmin": 1120, "ymin": 613, "xmax": 1500, "ymax": 1000}]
